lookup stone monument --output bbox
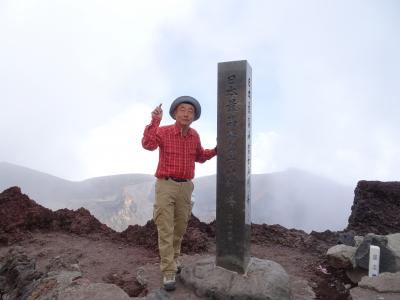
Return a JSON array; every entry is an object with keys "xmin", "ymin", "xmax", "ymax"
[
  {"xmin": 181, "ymin": 60, "xmax": 292, "ymax": 299},
  {"xmin": 216, "ymin": 60, "xmax": 252, "ymax": 274}
]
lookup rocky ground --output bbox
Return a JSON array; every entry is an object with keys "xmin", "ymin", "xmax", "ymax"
[{"xmin": 1, "ymin": 182, "xmax": 399, "ymax": 299}]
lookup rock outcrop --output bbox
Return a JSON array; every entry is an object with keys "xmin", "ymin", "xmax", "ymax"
[
  {"xmin": 0, "ymin": 187, "xmax": 214, "ymax": 255},
  {"xmin": 0, "ymin": 247, "xmax": 142, "ymax": 299},
  {"xmin": 251, "ymin": 223, "xmax": 339, "ymax": 254},
  {"xmin": 120, "ymin": 214, "xmax": 212, "ymax": 254},
  {"xmin": 347, "ymin": 181, "xmax": 400, "ymax": 235},
  {"xmin": 0, "ymin": 187, "xmax": 115, "ymax": 245},
  {"xmin": 326, "ymin": 233, "xmax": 400, "ymax": 300},
  {"xmin": 0, "ymin": 248, "xmax": 43, "ymax": 299},
  {"xmin": 0, "ymin": 186, "xmax": 54, "ymax": 244},
  {"xmin": 326, "ymin": 233, "xmax": 400, "ymax": 274}
]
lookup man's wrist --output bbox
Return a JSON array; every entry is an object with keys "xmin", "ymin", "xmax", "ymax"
[{"xmin": 151, "ymin": 114, "xmax": 161, "ymax": 124}]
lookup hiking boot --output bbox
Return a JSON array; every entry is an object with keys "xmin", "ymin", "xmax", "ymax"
[{"xmin": 163, "ymin": 273, "xmax": 176, "ymax": 291}]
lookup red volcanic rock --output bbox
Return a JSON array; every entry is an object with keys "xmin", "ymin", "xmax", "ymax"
[
  {"xmin": 52, "ymin": 207, "xmax": 114, "ymax": 235},
  {"xmin": 182, "ymin": 214, "xmax": 213, "ymax": 253},
  {"xmin": 251, "ymin": 223, "xmax": 338, "ymax": 254},
  {"xmin": 181, "ymin": 226, "xmax": 209, "ymax": 253},
  {"xmin": 120, "ymin": 215, "xmax": 213, "ymax": 254},
  {"xmin": 251, "ymin": 224, "xmax": 309, "ymax": 248},
  {"xmin": 120, "ymin": 220, "xmax": 158, "ymax": 251},
  {"xmin": 188, "ymin": 214, "xmax": 215, "ymax": 238},
  {"xmin": 0, "ymin": 187, "xmax": 213, "ymax": 252},
  {"xmin": 0, "ymin": 187, "xmax": 53, "ymax": 231},
  {"xmin": 0, "ymin": 187, "xmax": 115, "ymax": 245},
  {"xmin": 347, "ymin": 181, "xmax": 400, "ymax": 235},
  {"xmin": 0, "ymin": 187, "xmax": 53, "ymax": 244}
]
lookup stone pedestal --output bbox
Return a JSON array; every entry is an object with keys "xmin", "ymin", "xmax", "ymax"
[{"xmin": 181, "ymin": 256, "xmax": 292, "ymax": 300}]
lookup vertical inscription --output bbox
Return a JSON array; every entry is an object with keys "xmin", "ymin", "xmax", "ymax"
[
  {"xmin": 246, "ymin": 76, "xmax": 252, "ymax": 224},
  {"xmin": 225, "ymin": 74, "xmax": 239, "ymax": 242},
  {"xmin": 216, "ymin": 60, "xmax": 252, "ymax": 274}
]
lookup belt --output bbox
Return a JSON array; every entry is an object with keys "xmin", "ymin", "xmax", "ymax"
[{"xmin": 165, "ymin": 177, "xmax": 189, "ymax": 182}]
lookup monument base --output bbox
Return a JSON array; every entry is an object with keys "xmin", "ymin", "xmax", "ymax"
[{"xmin": 180, "ymin": 256, "xmax": 292, "ymax": 300}]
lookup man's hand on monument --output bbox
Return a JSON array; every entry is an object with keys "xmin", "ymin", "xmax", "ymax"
[{"xmin": 152, "ymin": 103, "xmax": 163, "ymax": 119}]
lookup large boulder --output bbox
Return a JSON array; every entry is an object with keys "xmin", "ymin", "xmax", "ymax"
[
  {"xmin": 326, "ymin": 244, "xmax": 356, "ymax": 269},
  {"xmin": 347, "ymin": 181, "xmax": 400, "ymax": 235},
  {"xmin": 350, "ymin": 272, "xmax": 400, "ymax": 300},
  {"xmin": 355, "ymin": 233, "xmax": 400, "ymax": 273}
]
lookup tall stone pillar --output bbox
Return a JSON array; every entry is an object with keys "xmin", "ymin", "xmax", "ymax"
[{"xmin": 216, "ymin": 60, "xmax": 252, "ymax": 274}]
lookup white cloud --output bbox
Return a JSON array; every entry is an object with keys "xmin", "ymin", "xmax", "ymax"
[
  {"xmin": 0, "ymin": 0, "xmax": 194, "ymax": 179},
  {"xmin": 252, "ymin": 131, "xmax": 282, "ymax": 174},
  {"xmin": 79, "ymin": 102, "xmax": 155, "ymax": 178},
  {"xmin": 1, "ymin": 0, "xmax": 399, "ymax": 185}
]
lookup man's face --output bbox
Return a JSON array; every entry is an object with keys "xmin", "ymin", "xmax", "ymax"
[{"xmin": 174, "ymin": 103, "xmax": 195, "ymax": 127}]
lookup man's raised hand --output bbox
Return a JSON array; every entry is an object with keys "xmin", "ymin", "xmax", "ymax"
[{"xmin": 152, "ymin": 103, "xmax": 163, "ymax": 119}]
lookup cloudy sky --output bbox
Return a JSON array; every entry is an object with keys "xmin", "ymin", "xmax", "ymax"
[{"xmin": 1, "ymin": 0, "xmax": 399, "ymax": 187}]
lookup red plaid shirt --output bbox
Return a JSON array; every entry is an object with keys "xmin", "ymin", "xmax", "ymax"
[{"xmin": 142, "ymin": 116, "xmax": 216, "ymax": 179}]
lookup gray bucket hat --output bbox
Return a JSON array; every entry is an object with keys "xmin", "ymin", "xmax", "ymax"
[{"xmin": 169, "ymin": 96, "xmax": 201, "ymax": 121}]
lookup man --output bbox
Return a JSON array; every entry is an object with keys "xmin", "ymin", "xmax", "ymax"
[{"xmin": 142, "ymin": 96, "xmax": 217, "ymax": 291}]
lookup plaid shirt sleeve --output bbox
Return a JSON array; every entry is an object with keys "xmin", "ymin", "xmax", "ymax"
[
  {"xmin": 142, "ymin": 115, "xmax": 161, "ymax": 150},
  {"xmin": 196, "ymin": 138, "xmax": 217, "ymax": 163}
]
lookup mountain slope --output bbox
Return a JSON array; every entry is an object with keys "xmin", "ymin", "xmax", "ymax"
[
  {"xmin": 0, "ymin": 162, "xmax": 354, "ymax": 232},
  {"xmin": 0, "ymin": 162, "xmax": 155, "ymax": 230},
  {"xmin": 193, "ymin": 169, "xmax": 354, "ymax": 232}
]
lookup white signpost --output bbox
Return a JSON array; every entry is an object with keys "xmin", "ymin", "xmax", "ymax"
[{"xmin": 368, "ymin": 245, "xmax": 380, "ymax": 277}]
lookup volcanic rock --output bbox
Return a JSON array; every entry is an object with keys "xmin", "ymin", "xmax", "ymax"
[
  {"xmin": 354, "ymin": 234, "xmax": 396, "ymax": 273},
  {"xmin": 0, "ymin": 247, "xmax": 135, "ymax": 300},
  {"xmin": 0, "ymin": 186, "xmax": 115, "ymax": 245},
  {"xmin": 347, "ymin": 181, "xmax": 400, "ymax": 235},
  {"xmin": 0, "ymin": 247, "xmax": 43, "ymax": 299},
  {"xmin": 326, "ymin": 244, "xmax": 356, "ymax": 269},
  {"xmin": 251, "ymin": 223, "xmax": 339, "ymax": 254},
  {"xmin": 0, "ymin": 186, "xmax": 53, "ymax": 244},
  {"xmin": 350, "ymin": 272, "xmax": 400, "ymax": 300},
  {"xmin": 120, "ymin": 214, "xmax": 212, "ymax": 254}
]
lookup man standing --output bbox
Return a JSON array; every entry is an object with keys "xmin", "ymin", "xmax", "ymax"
[{"xmin": 142, "ymin": 96, "xmax": 217, "ymax": 291}]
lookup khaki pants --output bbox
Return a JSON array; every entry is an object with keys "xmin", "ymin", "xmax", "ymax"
[{"xmin": 153, "ymin": 178, "xmax": 194, "ymax": 275}]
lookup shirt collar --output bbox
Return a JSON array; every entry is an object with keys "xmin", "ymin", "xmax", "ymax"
[{"xmin": 173, "ymin": 123, "xmax": 193, "ymax": 137}]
